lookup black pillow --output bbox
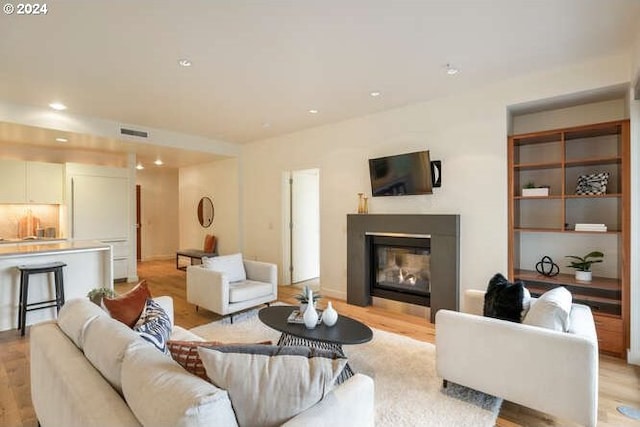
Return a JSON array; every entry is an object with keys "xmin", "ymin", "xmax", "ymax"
[{"xmin": 483, "ymin": 273, "xmax": 525, "ymax": 323}]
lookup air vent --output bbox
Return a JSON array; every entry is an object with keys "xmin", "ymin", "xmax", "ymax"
[{"xmin": 120, "ymin": 127, "xmax": 149, "ymax": 138}]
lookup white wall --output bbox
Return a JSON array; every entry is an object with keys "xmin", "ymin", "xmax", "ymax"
[
  {"xmin": 136, "ymin": 167, "xmax": 179, "ymax": 260},
  {"xmin": 179, "ymin": 158, "xmax": 240, "ymax": 255},
  {"xmin": 239, "ymin": 53, "xmax": 631, "ymax": 303}
]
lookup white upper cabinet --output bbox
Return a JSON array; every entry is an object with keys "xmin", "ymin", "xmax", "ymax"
[
  {"xmin": 27, "ymin": 162, "xmax": 64, "ymax": 204},
  {"xmin": 0, "ymin": 159, "xmax": 27, "ymax": 203},
  {"xmin": 0, "ymin": 160, "xmax": 63, "ymax": 204}
]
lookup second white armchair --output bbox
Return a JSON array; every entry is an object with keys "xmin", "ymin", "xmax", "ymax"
[{"xmin": 186, "ymin": 253, "xmax": 277, "ymax": 322}]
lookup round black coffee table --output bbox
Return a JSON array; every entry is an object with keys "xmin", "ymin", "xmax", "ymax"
[{"xmin": 258, "ymin": 305, "xmax": 373, "ymax": 382}]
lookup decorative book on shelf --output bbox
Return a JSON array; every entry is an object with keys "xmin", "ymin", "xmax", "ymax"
[
  {"xmin": 287, "ymin": 309, "xmax": 323, "ymax": 325},
  {"xmin": 574, "ymin": 223, "xmax": 607, "ymax": 232}
]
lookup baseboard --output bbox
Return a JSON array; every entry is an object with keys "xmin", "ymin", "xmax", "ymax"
[
  {"xmin": 321, "ymin": 288, "xmax": 346, "ymax": 301},
  {"xmin": 141, "ymin": 255, "xmax": 174, "ymax": 262}
]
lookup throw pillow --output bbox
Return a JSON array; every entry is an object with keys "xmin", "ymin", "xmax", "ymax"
[
  {"xmin": 202, "ymin": 253, "xmax": 246, "ymax": 282},
  {"xmin": 523, "ymin": 286, "xmax": 572, "ymax": 332},
  {"xmin": 133, "ymin": 298, "xmax": 172, "ymax": 353},
  {"xmin": 483, "ymin": 273, "xmax": 528, "ymax": 323},
  {"xmin": 103, "ymin": 280, "xmax": 152, "ymax": 328},
  {"xmin": 168, "ymin": 340, "xmax": 272, "ymax": 380},
  {"xmin": 198, "ymin": 345, "xmax": 347, "ymax": 427}
]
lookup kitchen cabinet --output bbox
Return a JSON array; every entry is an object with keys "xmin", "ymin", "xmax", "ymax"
[
  {"xmin": 67, "ymin": 164, "xmax": 132, "ymax": 281},
  {"xmin": 0, "ymin": 159, "xmax": 63, "ymax": 204}
]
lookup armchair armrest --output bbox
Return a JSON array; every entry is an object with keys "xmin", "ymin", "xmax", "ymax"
[
  {"xmin": 436, "ymin": 310, "xmax": 598, "ymax": 427},
  {"xmin": 244, "ymin": 260, "xmax": 278, "ymax": 297},
  {"xmin": 186, "ymin": 265, "xmax": 230, "ymax": 314}
]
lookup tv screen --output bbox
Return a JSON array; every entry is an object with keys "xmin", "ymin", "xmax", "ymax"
[{"xmin": 369, "ymin": 150, "xmax": 433, "ymax": 196}]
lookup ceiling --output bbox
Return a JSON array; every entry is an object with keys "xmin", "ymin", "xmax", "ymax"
[{"xmin": 0, "ymin": 0, "xmax": 639, "ymax": 165}]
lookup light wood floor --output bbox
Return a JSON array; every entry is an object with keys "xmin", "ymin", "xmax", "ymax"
[{"xmin": 1, "ymin": 259, "xmax": 638, "ymax": 427}]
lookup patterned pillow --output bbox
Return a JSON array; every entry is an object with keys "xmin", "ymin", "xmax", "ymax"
[
  {"xmin": 575, "ymin": 172, "xmax": 609, "ymax": 195},
  {"xmin": 103, "ymin": 280, "xmax": 152, "ymax": 328},
  {"xmin": 133, "ymin": 298, "xmax": 172, "ymax": 353},
  {"xmin": 167, "ymin": 340, "xmax": 272, "ymax": 380}
]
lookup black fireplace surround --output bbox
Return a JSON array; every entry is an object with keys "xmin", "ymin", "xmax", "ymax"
[{"xmin": 347, "ymin": 214, "xmax": 459, "ymax": 323}]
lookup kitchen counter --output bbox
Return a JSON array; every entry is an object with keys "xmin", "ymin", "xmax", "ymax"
[{"xmin": 0, "ymin": 240, "xmax": 113, "ymax": 332}]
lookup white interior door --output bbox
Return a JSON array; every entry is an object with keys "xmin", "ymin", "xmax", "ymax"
[{"xmin": 290, "ymin": 169, "xmax": 320, "ymax": 283}]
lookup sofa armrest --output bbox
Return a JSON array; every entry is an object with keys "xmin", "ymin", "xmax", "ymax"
[
  {"xmin": 282, "ymin": 374, "xmax": 374, "ymax": 427},
  {"xmin": 244, "ymin": 259, "xmax": 278, "ymax": 290},
  {"xmin": 186, "ymin": 265, "xmax": 230, "ymax": 314},
  {"xmin": 436, "ymin": 310, "xmax": 598, "ymax": 427}
]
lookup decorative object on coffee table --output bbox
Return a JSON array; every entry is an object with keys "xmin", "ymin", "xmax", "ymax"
[
  {"xmin": 294, "ymin": 285, "xmax": 322, "ymax": 313},
  {"xmin": 535, "ymin": 256, "xmax": 559, "ymax": 277},
  {"xmin": 322, "ymin": 301, "xmax": 338, "ymax": 327},
  {"xmin": 87, "ymin": 287, "xmax": 116, "ymax": 306},
  {"xmin": 303, "ymin": 288, "xmax": 319, "ymax": 329},
  {"xmin": 566, "ymin": 251, "xmax": 604, "ymax": 282}
]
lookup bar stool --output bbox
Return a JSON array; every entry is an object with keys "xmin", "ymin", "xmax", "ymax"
[{"xmin": 17, "ymin": 262, "xmax": 66, "ymax": 336}]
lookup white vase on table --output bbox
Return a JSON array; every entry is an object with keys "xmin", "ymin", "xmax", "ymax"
[
  {"xmin": 303, "ymin": 289, "xmax": 319, "ymax": 329},
  {"xmin": 322, "ymin": 301, "xmax": 338, "ymax": 327}
]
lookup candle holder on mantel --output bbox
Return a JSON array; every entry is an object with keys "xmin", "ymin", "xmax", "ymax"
[{"xmin": 357, "ymin": 193, "xmax": 369, "ymax": 214}]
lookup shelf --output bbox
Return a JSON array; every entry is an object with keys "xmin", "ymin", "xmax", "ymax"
[
  {"xmin": 565, "ymin": 157, "xmax": 621, "ymax": 167},
  {"xmin": 514, "ymin": 162, "xmax": 562, "ymax": 170},
  {"xmin": 564, "ymin": 193, "xmax": 621, "ymax": 199},
  {"xmin": 513, "ymin": 132, "xmax": 561, "ymax": 146},
  {"xmin": 514, "ymin": 228, "xmax": 620, "ymax": 234},
  {"xmin": 516, "ymin": 270, "xmax": 622, "ymax": 316},
  {"xmin": 514, "ymin": 195, "xmax": 562, "ymax": 200}
]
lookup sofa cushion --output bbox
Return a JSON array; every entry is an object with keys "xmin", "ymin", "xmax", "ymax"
[
  {"xmin": 202, "ymin": 253, "xmax": 246, "ymax": 282},
  {"xmin": 199, "ymin": 345, "xmax": 347, "ymax": 427},
  {"xmin": 58, "ymin": 298, "xmax": 108, "ymax": 349},
  {"xmin": 103, "ymin": 280, "xmax": 152, "ymax": 328},
  {"xmin": 229, "ymin": 280, "xmax": 273, "ymax": 303},
  {"xmin": 483, "ymin": 273, "xmax": 529, "ymax": 323},
  {"xmin": 122, "ymin": 344, "xmax": 238, "ymax": 427},
  {"xmin": 83, "ymin": 315, "xmax": 147, "ymax": 394},
  {"xmin": 133, "ymin": 299, "xmax": 172, "ymax": 354},
  {"xmin": 523, "ymin": 286, "xmax": 572, "ymax": 332},
  {"xmin": 168, "ymin": 340, "xmax": 272, "ymax": 380}
]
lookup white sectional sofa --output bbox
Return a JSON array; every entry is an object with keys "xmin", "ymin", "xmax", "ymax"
[
  {"xmin": 30, "ymin": 297, "xmax": 374, "ymax": 427},
  {"xmin": 436, "ymin": 290, "xmax": 599, "ymax": 427}
]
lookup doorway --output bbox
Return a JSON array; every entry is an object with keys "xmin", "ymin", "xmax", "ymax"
[
  {"xmin": 136, "ymin": 184, "xmax": 141, "ymax": 261},
  {"xmin": 282, "ymin": 169, "xmax": 320, "ymax": 285}
]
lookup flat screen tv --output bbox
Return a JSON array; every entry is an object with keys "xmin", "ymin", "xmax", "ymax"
[{"xmin": 369, "ymin": 150, "xmax": 433, "ymax": 196}]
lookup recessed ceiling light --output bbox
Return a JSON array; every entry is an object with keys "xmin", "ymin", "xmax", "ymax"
[
  {"xmin": 308, "ymin": 109, "xmax": 319, "ymax": 114},
  {"xmin": 49, "ymin": 102, "xmax": 67, "ymax": 111},
  {"xmin": 154, "ymin": 159, "xmax": 164, "ymax": 166},
  {"xmin": 178, "ymin": 58, "xmax": 192, "ymax": 67},
  {"xmin": 262, "ymin": 122, "xmax": 271, "ymax": 128},
  {"xmin": 445, "ymin": 63, "xmax": 459, "ymax": 75},
  {"xmin": 55, "ymin": 137, "xmax": 68, "ymax": 143},
  {"xmin": 136, "ymin": 163, "xmax": 144, "ymax": 170},
  {"xmin": 370, "ymin": 91, "xmax": 381, "ymax": 97}
]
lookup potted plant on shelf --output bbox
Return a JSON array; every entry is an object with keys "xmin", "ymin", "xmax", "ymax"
[
  {"xmin": 565, "ymin": 251, "xmax": 604, "ymax": 282},
  {"xmin": 294, "ymin": 285, "xmax": 322, "ymax": 313},
  {"xmin": 87, "ymin": 287, "xmax": 116, "ymax": 306}
]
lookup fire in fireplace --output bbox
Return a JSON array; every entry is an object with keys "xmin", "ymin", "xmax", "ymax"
[{"xmin": 367, "ymin": 233, "xmax": 431, "ymax": 306}]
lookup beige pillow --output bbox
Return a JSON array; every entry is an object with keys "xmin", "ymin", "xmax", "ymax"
[
  {"xmin": 198, "ymin": 345, "xmax": 347, "ymax": 427},
  {"xmin": 523, "ymin": 286, "xmax": 572, "ymax": 332},
  {"xmin": 121, "ymin": 344, "xmax": 238, "ymax": 427}
]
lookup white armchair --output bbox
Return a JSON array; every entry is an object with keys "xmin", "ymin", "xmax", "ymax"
[
  {"xmin": 186, "ymin": 254, "xmax": 277, "ymax": 321},
  {"xmin": 436, "ymin": 290, "xmax": 598, "ymax": 427}
]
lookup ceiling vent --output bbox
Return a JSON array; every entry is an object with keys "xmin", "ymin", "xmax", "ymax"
[{"xmin": 120, "ymin": 127, "xmax": 149, "ymax": 138}]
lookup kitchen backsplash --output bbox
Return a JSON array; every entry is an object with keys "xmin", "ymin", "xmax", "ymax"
[{"xmin": 0, "ymin": 205, "xmax": 60, "ymax": 238}]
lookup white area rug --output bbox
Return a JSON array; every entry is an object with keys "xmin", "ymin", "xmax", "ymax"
[{"xmin": 190, "ymin": 308, "xmax": 502, "ymax": 427}]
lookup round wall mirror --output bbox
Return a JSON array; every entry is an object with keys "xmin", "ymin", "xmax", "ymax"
[{"xmin": 197, "ymin": 197, "xmax": 214, "ymax": 228}]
